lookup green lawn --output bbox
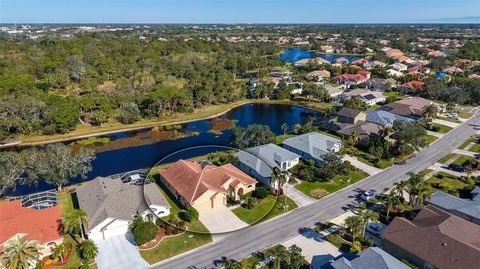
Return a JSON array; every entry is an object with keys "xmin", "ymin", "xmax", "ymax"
[
  {"xmin": 452, "ymin": 155, "xmax": 475, "ymax": 166},
  {"xmin": 424, "ymin": 134, "xmax": 438, "ymax": 145},
  {"xmin": 457, "ymin": 111, "xmax": 473, "ymax": 119},
  {"xmin": 275, "ymin": 133, "xmax": 296, "ymax": 144},
  {"xmin": 427, "ymin": 172, "xmax": 468, "ymax": 191},
  {"xmin": 324, "ymin": 232, "xmax": 352, "ymax": 252},
  {"xmin": 232, "ymin": 195, "xmax": 297, "ymax": 224},
  {"xmin": 383, "ymin": 91, "xmax": 407, "ymax": 101},
  {"xmin": 353, "ymin": 150, "xmax": 392, "ymax": 169},
  {"xmin": 140, "ymin": 221, "xmax": 212, "ymax": 264},
  {"xmin": 438, "ymin": 116, "xmax": 461, "ymax": 124},
  {"xmin": 295, "ymin": 171, "xmax": 369, "ymax": 199},
  {"xmin": 458, "ymin": 135, "xmax": 476, "ymax": 149},
  {"xmin": 429, "ymin": 123, "xmax": 453, "ymax": 134},
  {"xmin": 469, "ymin": 143, "xmax": 480, "ymax": 153},
  {"xmin": 438, "ymin": 153, "xmax": 457, "ymax": 164}
]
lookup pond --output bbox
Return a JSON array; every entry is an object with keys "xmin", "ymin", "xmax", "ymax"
[
  {"xmin": 279, "ymin": 48, "xmax": 363, "ymax": 63},
  {"xmin": 9, "ymin": 103, "xmax": 323, "ymax": 196}
]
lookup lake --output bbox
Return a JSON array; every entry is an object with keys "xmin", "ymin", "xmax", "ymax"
[
  {"xmin": 279, "ymin": 48, "xmax": 363, "ymax": 63},
  {"xmin": 9, "ymin": 103, "xmax": 322, "ymax": 196}
]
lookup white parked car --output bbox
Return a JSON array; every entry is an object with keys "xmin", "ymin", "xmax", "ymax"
[{"xmin": 360, "ymin": 191, "xmax": 377, "ymax": 201}]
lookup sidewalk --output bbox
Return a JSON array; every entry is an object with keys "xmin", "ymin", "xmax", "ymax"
[
  {"xmin": 343, "ymin": 155, "xmax": 381, "ymax": 175},
  {"xmin": 433, "ymin": 118, "xmax": 460, "ymax": 128},
  {"xmin": 453, "ymin": 148, "xmax": 478, "ymax": 157},
  {"xmin": 285, "ymin": 183, "xmax": 315, "ymax": 207}
]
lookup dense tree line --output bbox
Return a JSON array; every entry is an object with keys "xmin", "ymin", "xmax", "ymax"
[{"xmin": 0, "ymin": 35, "xmax": 278, "ymax": 141}]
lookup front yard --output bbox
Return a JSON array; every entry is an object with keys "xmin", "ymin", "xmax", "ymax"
[
  {"xmin": 428, "ymin": 123, "xmax": 453, "ymax": 134},
  {"xmin": 295, "ymin": 171, "xmax": 369, "ymax": 199},
  {"xmin": 424, "ymin": 134, "xmax": 438, "ymax": 145},
  {"xmin": 232, "ymin": 195, "xmax": 298, "ymax": 224}
]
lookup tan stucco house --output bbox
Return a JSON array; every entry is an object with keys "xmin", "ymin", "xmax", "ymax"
[{"xmin": 159, "ymin": 160, "xmax": 257, "ymax": 210}]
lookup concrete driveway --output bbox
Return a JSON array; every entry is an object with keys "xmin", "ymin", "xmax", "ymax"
[
  {"xmin": 343, "ymin": 155, "xmax": 380, "ymax": 175},
  {"xmin": 285, "ymin": 183, "xmax": 315, "ymax": 207},
  {"xmin": 94, "ymin": 232, "xmax": 148, "ymax": 269},
  {"xmin": 198, "ymin": 206, "xmax": 248, "ymax": 234},
  {"xmin": 282, "ymin": 229, "xmax": 341, "ymax": 268}
]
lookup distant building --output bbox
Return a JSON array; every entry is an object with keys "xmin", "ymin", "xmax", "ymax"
[
  {"xmin": 365, "ymin": 110, "xmax": 414, "ymax": 127},
  {"xmin": 398, "ymin": 81, "xmax": 427, "ymax": 94},
  {"xmin": 337, "ymin": 107, "xmax": 366, "ymax": 124},
  {"xmin": 381, "ymin": 97, "xmax": 434, "ymax": 118},
  {"xmin": 341, "ymin": 89, "xmax": 386, "ymax": 106},
  {"xmin": 294, "ymin": 57, "xmax": 330, "ymax": 68},
  {"xmin": 283, "ymin": 132, "xmax": 342, "ymax": 165},
  {"xmin": 330, "ymin": 247, "xmax": 410, "ymax": 269},
  {"xmin": 382, "ymin": 205, "xmax": 480, "ymax": 269},
  {"xmin": 322, "ymin": 108, "xmax": 382, "ymax": 143}
]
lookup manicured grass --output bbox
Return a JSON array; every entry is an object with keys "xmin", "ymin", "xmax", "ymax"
[
  {"xmin": 354, "ymin": 150, "xmax": 392, "ymax": 169},
  {"xmin": 324, "ymin": 232, "xmax": 352, "ymax": 252},
  {"xmin": 424, "ymin": 134, "xmax": 438, "ymax": 145},
  {"xmin": 295, "ymin": 171, "xmax": 369, "ymax": 199},
  {"xmin": 232, "ymin": 195, "xmax": 297, "ymax": 224},
  {"xmin": 469, "ymin": 143, "xmax": 480, "ymax": 153},
  {"xmin": 438, "ymin": 153, "xmax": 457, "ymax": 164},
  {"xmin": 452, "ymin": 155, "xmax": 475, "ymax": 166},
  {"xmin": 458, "ymin": 135, "xmax": 476, "ymax": 149},
  {"xmin": 419, "ymin": 169, "xmax": 433, "ymax": 177},
  {"xmin": 140, "ymin": 222, "xmax": 212, "ymax": 264},
  {"xmin": 457, "ymin": 111, "xmax": 473, "ymax": 119},
  {"xmin": 429, "ymin": 123, "xmax": 453, "ymax": 134},
  {"xmin": 383, "ymin": 91, "xmax": 407, "ymax": 101},
  {"xmin": 427, "ymin": 172, "xmax": 468, "ymax": 191},
  {"xmin": 275, "ymin": 133, "xmax": 296, "ymax": 144}
]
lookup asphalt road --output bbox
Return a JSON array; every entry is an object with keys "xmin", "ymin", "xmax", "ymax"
[{"xmin": 151, "ymin": 112, "xmax": 480, "ymax": 269}]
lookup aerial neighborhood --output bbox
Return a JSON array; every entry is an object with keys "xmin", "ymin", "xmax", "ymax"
[{"xmin": 1, "ymin": 22, "xmax": 480, "ymax": 269}]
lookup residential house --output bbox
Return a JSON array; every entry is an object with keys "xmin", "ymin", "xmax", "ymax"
[
  {"xmin": 0, "ymin": 191, "xmax": 63, "ymax": 258},
  {"xmin": 329, "ymin": 247, "xmax": 410, "ymax": 269},
  {"xmin": 158, "ymin": 160, "xmax": 257, "ymax": 210},
  {"xmin": 387, "ymin": 69, "xmax": 404, "ymax": 78},
  {"xmin": 428, "ymin": 187, "xmax": 480, "ymax": 225},
  {"xmin": 305, "ymin": 70, "xmax": 331, "ymax": 82},
  {"xmin": 336, "ymin": 107, "xmax": 366, "ymax": 124},
  {"xmin": 77, "ymin": 177, "xmax": 171, "ymax": 241},
  {"xmin": 381, "ymin": 97, "xmax": 434, "ymax": 118},
  {"xmin": 366, "ymin": 78, "xmax": 398, "ymax": 92},
  {"xmin": 321, "ymin": 45, "xmax": 334, "ymax": 53},
  {"xmin": 351, "ymin": 58, "xmax": 369, "ymax": 67},
  {"xmin": 389, "ymin": 63, "xmax": 408, "ymax": 72},
  {"xmin": 382, "ymin": 205, "xmax": 480, "ymax": 269},
  {"xmin": 385, "ymin": 49, "xmax": 405, "ymax": 59},
  {"xmin": 294, "ymin": 57, "xmax": 330, "ymax": 68},
  {"xmin": 283, "ymin": 132, "xmax": 342, "ymax": 165},
  {"xmin": 236, "ymin": 143, "xmax": 300, "ymax": 187},
  {"xmin": 322, "ymin": 108, "xmax": 382, "ymax": 142},
  {"xmin": 370, "ymin": 60, "xmax": 387, "ymax": 68},
  {"xmin": 289, "ymin": 82, "xmax": 303, "ymax": 95},
  {"xmin": 335, "ymin": 57, "xmax": 350, "ymax": 65},
  {"xmin": 443, "ymin": 66, "xmax": 463, "ymax": 74},
  {"xmin": 365, "ymin": 110, "xmax": 414, "ymax": 127},
  {"xmin": 398, "ymin": 81, "xmax": 427, "ymax": 94},
  {"xmin": 325, "ymin": 84, "xmax": 346, "ymax": 98},
  {"xmin": 341, "ymin": 89, "xmax": 386, "ymax": 106},
  {"xmin": 333, "ymin": 74, "xmax": 368, "ymax": 88},
  {"xmin": 428, "ymin": 50, "xmax": 447, "ymax": 58}
]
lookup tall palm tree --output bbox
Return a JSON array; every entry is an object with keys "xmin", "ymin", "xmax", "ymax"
[
  {"xmin": 416, "ymin": 182, "xmax": 432, "ymax": 206},
  {"xmin": 405, "ymin": 172, "xmax": 426, "ymax": 206},
  {"xmin": 382, "ymin": 193, "xmax": 402, "ymax": 218},
  {"xmin": 281, "ymin": 123, "xmax": 289, "ymax": 139},
  {"xmin": 392, "ymin": 181, "xmax": 408, "ymax": 199},
  {"xmin": 62, "ymin": 209, "xmax": 89, "ymax": 239},
  {"xmin": 51, "ymin": 243, "xmax": 68, "ymax": 263},
  {"xmin": 344, "ymin": 216, "xmax": 363, "ymax": 241},
  {"xmin": 78, "ymin": 240, "xmax": 98, "ymax": 262},
  {"xmin": 265, "ymin": 245, "xmax": 290, "ymax": 269},
  {"xmin": 347, "ymin": 132, "xmax": 360, "ymax": 146},
  {"xmin": 422, "ymin": 104, "xmax": 438, "ymax": 125},
  {"xmin": 358, "ymin": 209, "xmax": 379, "ymax": 237},
  {"xmin": 1, "ymin": 237, "xmax": 41, "ymax": 269}
]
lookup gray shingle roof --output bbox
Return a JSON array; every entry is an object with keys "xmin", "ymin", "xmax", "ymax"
[
  {"xmin": 246, "ymin": 143, "xmax": 299, "ymax": 169},
  {"xmin": 365, "ymin": 110, "xmax": 414, "ymax": 126},
  {"xmin": 235, "ymin": 151, "xmax": 272, "ymax": 178},
  {"xmin": 76, "ymin": 177, "xmax": 169, "ymax": 231},
  {"xmin": 429, "ymin": 190, "xmax": 480, "ymax": 220},
  {"xmin": 331, "ymin": 247, "xmax": 410, "ymax": 269},
  {"xmin": 283, "ymin": 132, "xmax": 341, "ymax": 158}
]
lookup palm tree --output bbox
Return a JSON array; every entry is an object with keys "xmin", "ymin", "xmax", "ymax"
[
  {"xmin": 1, "ymin": 237, "xmax": 41, "ymax": 269},
  {"xmin": 382, "ymin": 193, "xmax": 402, "ymax": 218},
  {"xmin": 422, "ymin": 104, "xmax": 438, "ymax": 126},
  {"xmin": 265, "ymin": 245, "xmax": 290, "ymax": 269},
  {"xmin": 281, "ymin": 123, "xmax": 289, "ymax": 139},
  {"xmin": 358, "ymin": 209, "xmax": 379, "ymax": 237},
  {"xmin": 416, "ymin": 182, "xmax": 432, "ymax": 206},
  {"xmin": 392, "ymin": 181, "xmax": 408, "ymax": 200},
  {"xmin": 62, "ymin": 209, "xmax": 89, "ymax": 239},
  {"xmin": 344, "ymin": 216, "xmax": 363, "ymax": 241},
  {"xmin": 346, "ymin": 132, "xmax": 360, "ymax": 146},
  {"xmin": 51, "ymin": 243, "xmax": 68, "ymax": 263},
  {"xmin": 405, "ymin": 172, "xmax": 426, "ymax": 206},
  {"xmin": 78, "ymin": 240, "xmax": 98, "ymax": 262}
]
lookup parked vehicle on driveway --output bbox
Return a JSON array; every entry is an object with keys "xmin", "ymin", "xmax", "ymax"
[
  {"xmin": 359, "ymin": 191, "xmax": 377, "ymax": 202},
  {"xmin": 448, "ymin": 163, "xmax": 467, "ymax": 172}
]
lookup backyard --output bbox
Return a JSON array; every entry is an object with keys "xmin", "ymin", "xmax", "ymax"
[{"xmin": 295, "ymin": 171, "xmax": 369, "ymax": 199}]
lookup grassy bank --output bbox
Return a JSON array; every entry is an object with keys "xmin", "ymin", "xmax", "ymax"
[
  {"xmin": 16, "ymin": 99, "xmax": 335, "ymax": 146},
  {"xmin": 295, "ymin": 171, "xmax": 369, "ymax": 199}
]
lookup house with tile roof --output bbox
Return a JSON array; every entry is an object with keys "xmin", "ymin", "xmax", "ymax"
[
  {"xmin": 427, "ymin": 187, "xmax": 480, "ymax": 225},
  {"xmin": 398, "ymin": 81, "xmax": 427, "ymax": 94},
  {"xmin": 333, "ymin": 74, "xmax": 368, "ymax": 88},
  {"xmin": 340, "ymin": 89, "xmax": 386, "ymax": 106},
  {"xmin": 329, "ymin": 247, "xmax": 410, "ymax": 269},
  {"xmin": 159, "ymin": 160, "xmax": 257, "ymax": 210},
  {"xmin": 0, "ymin": 192, "xmax": 63, "ymax": 258},
  {"xmin": 381, "ymin": 97, "xmax": 434, "ymax": 119},
  {"xmin": 365, "ymin": 110, "xmax": 414, "ymax": 127},
  {"xmin": 382, "ymin": 205, "xmax": 480, "ymax": 269},
  {"xmin": 283, "ymin": 132, "xmax": 342, "ymax": 165},
  {"xmin": 235, "ymin": 143, "xmax": 300, "ymax": 187},
  {"xmin": 76, "ymin": 177, "xmax": 170, "ymax": 241}
]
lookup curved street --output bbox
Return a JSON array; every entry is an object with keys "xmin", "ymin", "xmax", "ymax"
[{"xmin": 152, "ymin": 111, "xmax": 480, "ymax": 269}]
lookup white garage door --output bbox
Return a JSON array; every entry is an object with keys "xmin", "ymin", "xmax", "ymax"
[{"xmin": 89, "ymin": 219, "xmax": 130, "ymax": 241}]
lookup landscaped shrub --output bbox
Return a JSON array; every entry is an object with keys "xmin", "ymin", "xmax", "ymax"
[
  {"xmin": 132, "ymin": 221, "xmax": 159, "ymax": 245},
  {"xmin": 180, "ymin": 207, "xmax": 199, "ymax": 223},
  {"xmin": 349, "ymin": 241, "xmax": 362, "ymax": 254},
  {"xmin": 253, "ymin": 187, "xmax": 269, "ymax": 199},
  {"xmin": 358, "ymin": 236, "xmax": 374, "ymax": 247}
]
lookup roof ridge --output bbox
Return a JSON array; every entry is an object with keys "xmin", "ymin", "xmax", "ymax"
[{"xmin": 190, "ymin": 165, "xmax": 207, "ymax": 204}]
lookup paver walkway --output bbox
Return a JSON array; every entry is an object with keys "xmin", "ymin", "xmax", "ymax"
[
  {"xmin": 198, "ymin": 206, "xmax": 248, "ymax": 234},
  {"xmin": 281, "ymin": 228, "xmax": 341, "ymax": 268},
  {"xmin": 94, "ymin": 232, "xmax": 148, "ymax": 269},
  {"xmin": 343, "ymin": 155, "xmax": 381, "ymax": 175},
  {"xmin": 285, "ymin": 183, "xmax": 315, "ymax": 207}
]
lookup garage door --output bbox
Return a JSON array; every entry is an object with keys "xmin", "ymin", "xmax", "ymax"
[{"xmin": 89, "ymin": 219, "xmax": 130, "ymax": 241}]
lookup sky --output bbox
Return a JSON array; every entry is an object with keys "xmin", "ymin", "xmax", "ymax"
[{"xmin": 1, "ymin": 0, "xmax": 479, "ymax": 24}]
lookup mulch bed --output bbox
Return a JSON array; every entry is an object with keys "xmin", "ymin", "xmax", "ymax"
[
  {"xmin": 41, "ymin": 244, "xmax": 74, "ymax": 269},
  {"xmin": 138, "ymin": 228, "xmax": 167, "ymax": 250}
]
